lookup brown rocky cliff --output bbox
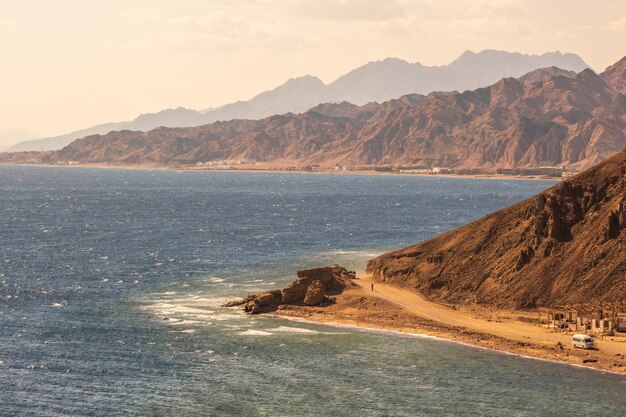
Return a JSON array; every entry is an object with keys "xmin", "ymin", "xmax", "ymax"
[{"xmin": 366, "ymin": 148, "xmax": 626, "ymax": 309}]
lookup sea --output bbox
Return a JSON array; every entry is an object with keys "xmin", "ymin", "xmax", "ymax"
[{"xmin": 1, "ymin": 165, "xmax": 624, "ymax": 416}]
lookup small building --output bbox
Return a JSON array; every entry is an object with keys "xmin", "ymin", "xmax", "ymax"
[
  {"xmin": 399, "ymin": 169, "xmax": 430, "ymax": 174},
  {"xmin": 539, "ymin": 304, "xmax": 626, "ymax": 335},
  {"xmin": 496, "ymin": 168, "xmax": 519, "ymax": 175}
]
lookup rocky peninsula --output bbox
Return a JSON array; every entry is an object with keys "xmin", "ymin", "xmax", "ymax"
[{"xmin": 225, "ymin": 148, "xmax": 626, "ymax": 375}]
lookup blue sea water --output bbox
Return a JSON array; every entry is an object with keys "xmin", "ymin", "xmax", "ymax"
[{"xmin": 0, "ymin": 165, "xmax": 624, "ymax": 416}]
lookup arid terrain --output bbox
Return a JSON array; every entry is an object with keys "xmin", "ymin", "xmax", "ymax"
[
  {"xmin": 227, "ymin": 148, "xmax": 626, "ymax": 374},
  {"xmin": 275, "ymin": 276, "xmax": 626, "ymax": 374},
  {"xmin": 3, "ymin": 57, "xmax": 625, "ymax": 171},
  {"xmin": 225, "ymin": 265, "xmax": 626, "ymax": 374},
  {"xmin": 367, "ymin": 148, "xmax": 626, "ymax": 309},
  {"xmin": 7, "ymin": 50, "xmax": 588, "ymax": 153}
]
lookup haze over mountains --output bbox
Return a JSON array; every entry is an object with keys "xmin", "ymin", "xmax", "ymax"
[
  {"xmin": 7, "ymin": 50, "xmax": 589, "ymax": 152},
  {"xmin": 0, "ymin": 129, "xmax": 41, "ymax": 150},
  {"xmin": 26, "ymin": 56, "xmax": 625, "ymax": 171}
]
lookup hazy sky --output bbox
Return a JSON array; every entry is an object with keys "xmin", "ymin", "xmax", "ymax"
[{"xmin": 1, "ymin": 0, "xmax": 625, "ymax": 137}]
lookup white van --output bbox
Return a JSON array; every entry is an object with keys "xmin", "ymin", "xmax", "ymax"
[{"xmin": 572, "ymin": 334, "xmax": 596, "ymax": 349}]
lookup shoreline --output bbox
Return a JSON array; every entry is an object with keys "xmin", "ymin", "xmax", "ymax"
[
  {"xmin": 0, "ymin": 162, "xmax": 562, "ymax": 182},
  {"xmin": 271, "ymin": 313, "xmax": 626, "ymax": 377},
  {"xmin": 252, "ymin": 281, "xmax": 626, "ymax": 375}
]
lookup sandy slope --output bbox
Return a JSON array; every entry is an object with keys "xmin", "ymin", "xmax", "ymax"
[
  {"xmin": 273, "ymin": 276, "xmax": 626, "ymax": 374},
  {"xmin": 354, "ymin": 275, "xmax": 626, "ymax": 356}
]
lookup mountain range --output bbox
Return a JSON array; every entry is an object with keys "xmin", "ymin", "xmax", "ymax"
[
  {"xmin": 367, "ymin": 146, "xmax": 626, "ymax": 309},
  {"xmin": 6, "ymin": 50, "xmax": 589, "ymax": 152},
  {"xmin": 25, "ymin": 56, "xmax": 625, "ymax": 171}
]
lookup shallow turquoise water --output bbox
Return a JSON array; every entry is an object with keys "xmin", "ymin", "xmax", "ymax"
[{"xmin": 1, "ymin": 165, "xmax": 624, "ymax": 416}]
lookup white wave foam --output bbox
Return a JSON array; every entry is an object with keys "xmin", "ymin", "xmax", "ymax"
[
  {"xmin": 188, "ymin": 297, "xmax": 216, "ymax": 303},
  {"xmin": 207, "ymin": 277, "xmax": 225, "ymax": 283},
  {"xmin": 154, "ymin": 306, "xmax": 216, "ymax": 319},
  {"xmin": 169, "ymin": 319, "xmax": 203, "ymax": 326},
  {"xmin": 209, "ymin": 313, "xmax": 243, "ymax": 321},
  {"xmin": 202, "ymin": 296, "xmax": 240, "ymax": 307},
  {"xmin": 323, "ymin": 249, "xmax": 383, "ymax": 257},
  {"xmin": 238, "ymin": 329, "xmax": 273, "ymax": 336},
  {"xmin": 272, "ymin": 326, "xmax": 320, "ymax": 334},
  {"xmin": 161, "ymin": 317, "xmax": 183, "ymax": 323}
]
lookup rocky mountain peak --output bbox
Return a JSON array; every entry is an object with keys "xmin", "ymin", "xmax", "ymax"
[{"xmin": 601, "ymin": 55, "xmax": 626, "ymax": 94}]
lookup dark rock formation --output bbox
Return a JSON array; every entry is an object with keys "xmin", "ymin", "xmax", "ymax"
[
  {"xmin": 224, "ymin": 265, "xmax": 356, "ymax": 314},
  {"xmin": 617, "ymin": 198, "xmax": 626, "ymax": 229},
  {"xmin": 606, "ymin": 210, "xmax": 621, "ymax": 240}
]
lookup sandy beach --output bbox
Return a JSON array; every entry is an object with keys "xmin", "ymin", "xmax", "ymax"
[{"xmin": 272, "ymin": 275, "xmax": 626, "ymax": 375}]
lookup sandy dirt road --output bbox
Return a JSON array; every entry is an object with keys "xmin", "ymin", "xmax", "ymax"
[{"xmin": 355, "ymin": 275, "xmax": 626, "ymax": 356}]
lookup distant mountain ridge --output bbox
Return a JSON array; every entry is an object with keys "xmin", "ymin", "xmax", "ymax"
[
  {"xmin": 7, "ymin": 50, "xmax": 589, "ymax": 152},
  {"xmin": 18, "ymin": 56, "xmax": 624, "ymax": 172}
]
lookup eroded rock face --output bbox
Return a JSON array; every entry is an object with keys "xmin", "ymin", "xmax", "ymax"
[
  {"xmin": 282, "ymin": 268, "xmax": 331, "ymax": 304},
  {"xmin": 366, "ymin": 148, "xmax": 626, "ymax": 309},
  {"xmin": 303, "ymin": 280, "xmax": 325, "ymax": 306},
  {"xmin": 619, "ymin": 199, "xmax": 626, "ymax": 228},
  {"xmin": 224, "ymin": 265, "xmax": 355, "ymax": 314},
  {"xmin": 606, "ymin": 210, "xmax": 621, "ymax": 240}
]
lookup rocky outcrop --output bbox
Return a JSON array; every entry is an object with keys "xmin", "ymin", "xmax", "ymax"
[
  {"xmin": 303, "ymin": 280, "xmax": 325, "ymax": 306},
  {"xmin": 224, "ymin": 265, "xmax": 356, "ymax": 314},
  {"xmin": 5, "ymin": 56, "xmax": 625, "ymax": 171},
  {"xmin": 367, "ymin": 148, "xmax": 626, "ymax": 309},
  {"xmin": 237, "ymin": 290, "xmax": 283, "ymax": 315}
]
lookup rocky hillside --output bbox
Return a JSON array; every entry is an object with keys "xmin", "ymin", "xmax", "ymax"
[
  {"xmin": 28, "ymin": 56, "xmax": 626, "ymax": 170},
  {"xmin": 8, "ymin": 50, "xmax": 588, "ymax": 152},
  {"xmin": 602, "ymin": 56, "xmax": 626, "ymax": 94},
  {"xmin": 518, "ymin": 67, "xmax": 577, "ymax": 85},
  {"xmin": 367, "ymin": 148, "xmax": 626, "ymax": 309}
]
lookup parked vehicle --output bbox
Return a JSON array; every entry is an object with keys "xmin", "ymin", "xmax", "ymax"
[{"xmin": 572, "ymin": 334, "xmax": 597, "ymax": 349}]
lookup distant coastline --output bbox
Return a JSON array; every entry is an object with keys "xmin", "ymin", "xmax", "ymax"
[{"xmin": 0, "ymin": 162, "xmax": 564, "ymax": 182}]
